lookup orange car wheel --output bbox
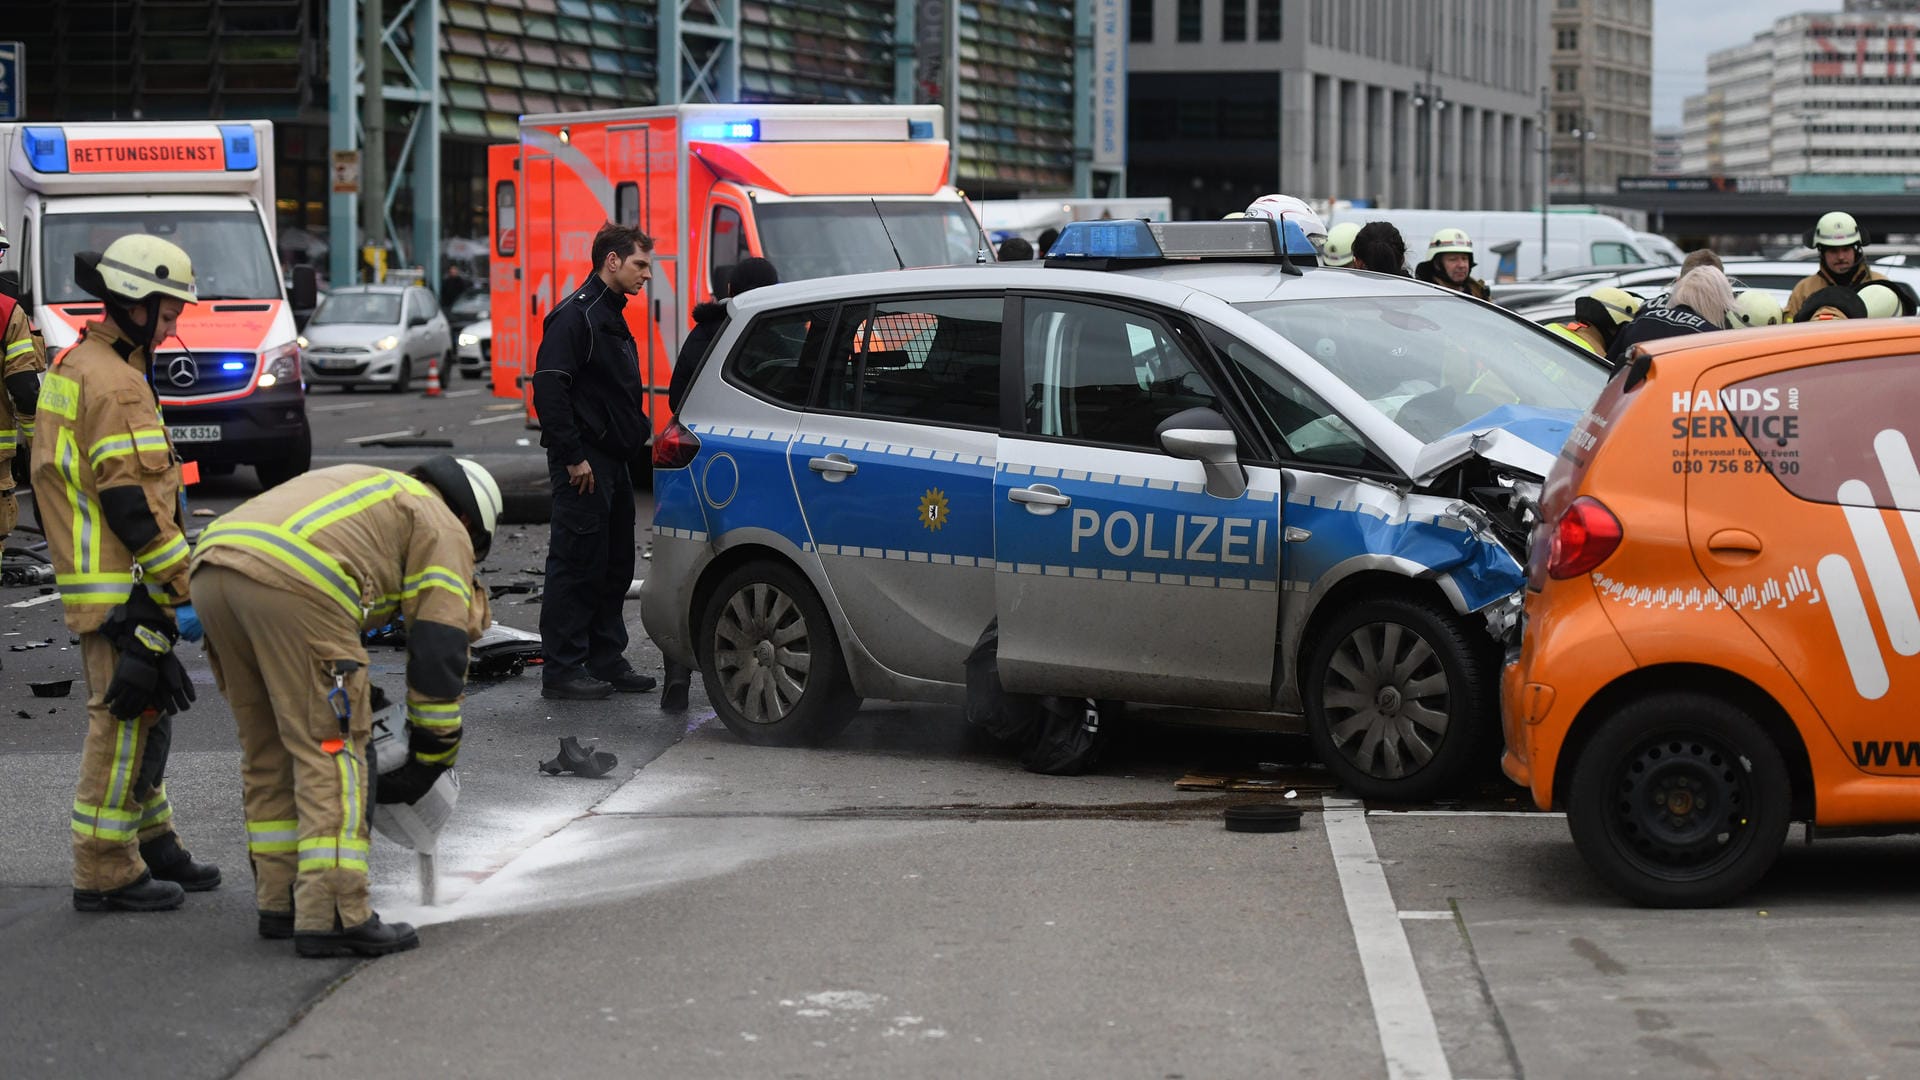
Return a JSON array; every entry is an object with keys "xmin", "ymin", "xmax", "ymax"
[{"xmin": 1567, "ymin": 692, "xmax": 1791, "ymax": 908}]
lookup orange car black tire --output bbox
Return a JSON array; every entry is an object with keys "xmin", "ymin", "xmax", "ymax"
[
  {"xmin": 1567, "ymin": 692, "xmax": 1792, "ymax": 908},
  {"xmin": 698, "ymin": 559, "xmax": 861, "ymax": 747},
  {"xmin": 1302, "ymin": 594, "xmax": 1494, "ymax": 802}
]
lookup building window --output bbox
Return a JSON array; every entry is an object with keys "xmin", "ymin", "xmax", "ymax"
[
  {"xmin": 1178, "ymin": 0, "xmax": 1202, "ymax": 41},
  {"xmin": 1556, "ymin": 27, "xmax": 1577, "ymax": 50},
  {"xmin": 1257, "ymin": 0, "xmax": 1281, "ymax": 41},
  {"xmin": 1555, "ymin": 66, "xmax": 1577, "ymax": 92},
  {"xmin": 1224, "ymin": 0, "xmax": 1247, "ymax": 41},
  {"xmin": 1131, "ymin": 0, "xmax": 1154, "ymax": 43}
]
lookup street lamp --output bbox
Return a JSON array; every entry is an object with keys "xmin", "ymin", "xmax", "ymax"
[
  {"xmin": 1413, "ymin": 79, "xmax": 1447, "ymax": 208},
  {"xmin": 1568, "ymin": 117, "xmax": 1599, "ymax": 205},
  {"xmin": 1791, "ymin": 108, "xmax": 1823, "ymax": 173}
]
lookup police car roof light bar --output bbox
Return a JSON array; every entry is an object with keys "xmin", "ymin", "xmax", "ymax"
[{"xmin": 1044, "ymin": 219, "xmax": 1310, "ymax": 274}]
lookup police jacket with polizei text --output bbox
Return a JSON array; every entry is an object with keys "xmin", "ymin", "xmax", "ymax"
[
  {"xmin": 530, "ymin": 276, "xmax": 649, "ymax": 465},
  {"xmin": 1605, "ymin": 303, "xmax": 1718, "ymax": 368},
  {"xmin": 29, "ymin": 320, "xmax": 191, "ymax": 633},
  {"xmin": 189, "ymin": 464, "xmax": 492, "ymax": 767}
]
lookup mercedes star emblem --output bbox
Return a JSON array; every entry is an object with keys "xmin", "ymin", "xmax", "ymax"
[{"xmin": 167, "ymin": 355, "xmax": 198, "ymax": 388}]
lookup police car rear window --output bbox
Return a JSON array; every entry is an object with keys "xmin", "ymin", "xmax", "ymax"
[
  {"xmin": 727, "ymin": 305, "xmax": 835, "ymax": 408},
  {"xmin": 820, "ymin": 297, "xmax": 1002, "ymax": 428}
]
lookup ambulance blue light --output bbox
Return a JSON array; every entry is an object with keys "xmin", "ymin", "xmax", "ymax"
[
  {"xmin": 1046, "ymin": 220, "xmax": 1162, "ymax": 260},
  {"xmin": 693, "ymin": 120, "xmax": 760, "ymax": 141},
  {"xmin": 908, "ymin": 120, "xmax": 935, "ymax": 140},
  {"xmin": 23, "ymin": 127, "xmax": 68, "ymax": 173},
  {"xmin": 221, "ymin": 361, "xmax": 247, "ymax": 371},
  {"xmin": 219, "ymin": 125, "xmax": 258, "ymax": 171}
]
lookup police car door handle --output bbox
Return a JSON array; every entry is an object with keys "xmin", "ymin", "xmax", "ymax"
[
  {"xmin": 808, "ymin": 454, "xmax": 858, "ymax": 482},
  {"xmin": 1009, "ymin": 484, "xmax": 1071, "ymax": 511}
]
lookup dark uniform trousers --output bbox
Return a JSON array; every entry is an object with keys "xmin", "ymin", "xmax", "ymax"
[{"xmin": 541, "ymin": 443, "xmax": 635, "ymax": 679}]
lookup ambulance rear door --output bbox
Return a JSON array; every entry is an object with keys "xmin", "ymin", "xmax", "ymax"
[
  {"xmin": 487, "ymin": 143, "xmax": 523, "ymax": 401},
  {"xmin": 604, "ymin": 116, "xmax": 679, "ymax": 434}
]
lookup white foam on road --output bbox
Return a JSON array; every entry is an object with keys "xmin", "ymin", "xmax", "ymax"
[{"xmin": 1324, "ymin": 796, "xmax": 1453, "ymax": 1080}]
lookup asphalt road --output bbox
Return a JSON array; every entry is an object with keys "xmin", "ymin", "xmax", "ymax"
[{"xmin": 8, "ymin": 385, "xmax": 1920, "ymax": 1079}]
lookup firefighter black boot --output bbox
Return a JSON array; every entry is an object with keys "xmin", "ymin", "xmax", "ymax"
[
  {"xmin": 139, "ymin": 834, "xmax": 223, "ymax": 892},
  {"xmin": 73, "ymin": 872, "xmax": 186, "ymax": 913},
  {"xmin": 296, "ymin": 912, "xmax": 420, "ymax": 958}
]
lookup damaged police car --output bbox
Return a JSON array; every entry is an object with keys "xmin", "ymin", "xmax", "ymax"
[{"xmin": 641, "ymin": 219, "xmax": 1606, "ymax": 799}]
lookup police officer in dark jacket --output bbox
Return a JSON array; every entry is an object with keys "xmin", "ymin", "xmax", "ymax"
[{"xmin": 531, "ymin": 222, "xmax": 659, "ymax": 700}]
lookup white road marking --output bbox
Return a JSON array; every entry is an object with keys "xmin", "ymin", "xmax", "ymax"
[
  {"xmin": 1324, "ymin": 796, "xmax": 1453, "ymax": 1080},
  {"xmin": 345, "ymin": 429, "xmax": 421, "ymax": 444},
  {"xmin": 7, "ymin": 593, "xmax": 63, "ymax": 609},
  {"xmin": 310, "ymin": 400, "xmax": 377, "ymax": 413},
  {"xmin": 469, "ymin": 413, "xmax": 524, "ymax": 426},
  {"xmin": 444, "ymin": 388, "xmax": 482, "ymax": 398},
  {"xmin": 1397, "ymin": 910, "xmax": 1456, "ymax": 921},
  {"xmin": 1367, "ymin": 810, "xmax": 1565, "ymax": 819}
]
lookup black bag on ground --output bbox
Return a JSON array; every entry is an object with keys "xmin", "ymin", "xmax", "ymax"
[
  {"xmin": 964, "ymin": 619, "xmax": 1043, "ymax": 745},
  {"xmin": 1021, "ymin": 696, "xmax": 1105, "ymax": 776}
]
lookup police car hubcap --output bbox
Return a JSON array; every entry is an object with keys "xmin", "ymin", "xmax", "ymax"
[
  {"xmin": 714, "ymin": 582, "xmax": 811, "ymax": 725},
  {"xmin": 1322, "ymin": 622, "xmax": 1450, "ymax": 780}
]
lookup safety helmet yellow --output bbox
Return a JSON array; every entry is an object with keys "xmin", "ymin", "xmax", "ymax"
[
  {"xmin": 1427, "ymin": 228, "xmax": 1475, "ymax": 258},
  {"xmin": 1859, "ymin": 282, "xmax": 1902, "ymax": 319},
  {"xmin": 1729, "ymin": 289, "xmax": 1783, "ymax": 327},
  {"xmin": 1221, "ymin": 211, "xmax": 1248, "ymax": 219},
  {"xmin": 1585, "ymin": 286, "xmax": 1642, "ymax": 326},
  {"xmin": 90, "ymin": 235, "xmax": 198, "ymax": 305},
  {"xmin": 1323, "ymin": 221, "xmax": 1361, "ymax": 267},
  {"xmin": 1814, "ymin": 210, "xmax": 1862, "ymax": 248}
]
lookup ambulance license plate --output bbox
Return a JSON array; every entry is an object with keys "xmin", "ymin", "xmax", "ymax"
[{"xmin": 168, "ymin": 425, "xmax": 221, "ymax": 443}]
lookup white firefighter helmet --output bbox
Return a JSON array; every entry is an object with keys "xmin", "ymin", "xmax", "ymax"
[
  {"xmin": 1243, "ymin": 194, "xmax": 1328, "ymax": 244},
  {"xmin": 1859, "ymin": 282, "xmax": 1902, "ymax": 319},
  {"xmin": 1323, "ymin": 221, "xmax": 1361, "ymax": 267},
  {"xmin": 1427, "ymin": 227, "xmax": 1476, "ymax": 258},
  {"xmin": 1814, "ymin": 210, "xmax": 1862, "ymax": 248},
  {"xmin": 91, "ymin": 235, "xmax": 199, "ymax": 305},
  {"xmin": 1730, "ymin": 289, "xmax": 1783, "ymax": 327},
  {"xmin": 458, "ymin": 457, "xmax": 503, "ymax": 544}
]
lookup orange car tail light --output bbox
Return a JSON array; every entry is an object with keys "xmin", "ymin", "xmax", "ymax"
[{"xmin": 1548, "ymin": 496, "xmax": 1623, "ymax": 579}]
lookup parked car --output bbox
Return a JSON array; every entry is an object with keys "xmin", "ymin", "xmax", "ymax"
[
  {"xmin": 1505, "ymin": 319, "xmax": 1920, "ymax": 906},
  {"xmin": 643, "ymin": 219, "xmax": 1609, "ymax": 800},
  {"xmin": 447, "ymin": 287, "xmax": 489, "ymax": 330},
  {"xmin": 455, "ymin": 317, "xmax": 491, "ymax": 380},
  {"xmin": 298, "ymin": 284, "xmax": 453, "ymax": 392}
]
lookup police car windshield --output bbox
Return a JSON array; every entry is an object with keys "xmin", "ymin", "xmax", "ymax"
[
  {"xmin": 41, "ymin": 210, "xmax": 283, "ymax": 304},
  {"xmin": 311, "ymin": 292, "xmax": 402, "ymax": 326},
  {"xmin": 754, "ymin": 201, "xmax": 981, "ymax": 281},
  {"xmin": 1234, "ymin": 295, "xmax": 1609, "ymax": 444}
]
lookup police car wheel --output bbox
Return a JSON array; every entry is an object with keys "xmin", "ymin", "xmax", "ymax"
[
  {"xmin": 698, "ymin": 561, "xmax": 859, "ymax": 746},
  {"xmin": 1304, "ymin": 595, "xmax": 1490, "ymax": 802},
  {"xmin": 1567, "ymin": 693, "xmax": 1791, "ymax": 908}
]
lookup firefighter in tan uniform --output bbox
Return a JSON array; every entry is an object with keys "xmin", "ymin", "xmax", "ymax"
[
  {"xmin": 31, "ymin": 235, "xmax": 221, "ymax": 912},
  {"xmin": 1783, "ymin": 211, "xmax": 1885, "ymax": 321},
  {"xmin": 2, "ymin": 223, "xmax": 47, "ymax": 540},
  {"xmin": 189, "ymin": 456, "xmax": 499, "ymax": 956}
]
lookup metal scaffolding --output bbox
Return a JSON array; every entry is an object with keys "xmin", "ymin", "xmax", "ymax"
[
  {"xmin": 658, "ymin": 0, "xmax": 740, "ymax": 105},
  {"xmin": 328, "ymin": 0, "xmax": 440, "ymax": 287}
]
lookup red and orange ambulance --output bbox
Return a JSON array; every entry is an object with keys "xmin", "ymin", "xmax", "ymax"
[
  {"xmin": 0, "ymin": 121, "xmax": 309, "ymax": 488},
  {"xmin": 484, "ymin": 103, "xmax": 988, "ymax": 429}
]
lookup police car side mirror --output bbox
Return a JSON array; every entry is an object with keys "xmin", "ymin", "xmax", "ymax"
[{"xmin": 1156, "ymin": 407, "xmax": 1247, "ymax": 500}]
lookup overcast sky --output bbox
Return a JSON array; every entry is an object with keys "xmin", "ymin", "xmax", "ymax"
[{"xmin": 1652, "ymin": 0, "xmax": 1842, "ymax": 130}]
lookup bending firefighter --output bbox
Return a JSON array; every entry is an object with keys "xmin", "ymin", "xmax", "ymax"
[
  {"xmin": 32, "ymin": 236, "xmax": 218, "ymax": 912},
  {"xmin": 1548, "ymin": 286, "xmax": 1643, "ymax": 358},
  {"xmin": 189, "ymin": 457, "xmax": 497, "ymax": 956},
  {"xmin": 2, "ymin": 222, "xmax": 45, "ymax": 541}
]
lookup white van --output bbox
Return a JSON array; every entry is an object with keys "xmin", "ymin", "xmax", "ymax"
[{"xmin": 1324, "ymin": 207, "xmax": 1650, "ymax": 280}]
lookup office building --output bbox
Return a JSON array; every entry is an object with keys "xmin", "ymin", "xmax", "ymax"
[{"xmin": 1547, "ymin": 0, "xmax": 1653, "ymax": 196}]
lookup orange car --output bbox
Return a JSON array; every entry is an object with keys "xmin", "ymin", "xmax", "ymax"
[{"xmin": 1504, "ymin": 319, "xmax": 1920, "ymax": 907}]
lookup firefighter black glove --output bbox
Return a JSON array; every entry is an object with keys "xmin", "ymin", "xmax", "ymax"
[
  {"xmin": 155, "ymin": 651, "xmax": 196, "ymax": 716},
  {"xmin": 99, "ymin": 589, "xmax": 192, "ymax": 720},
  {"xmin": 375, "ymin": 759, "xmax": 448, "ymax": 805},
  {"xmin": 103, "ymin": 643, "xmax": 163, "ymax": 721}
]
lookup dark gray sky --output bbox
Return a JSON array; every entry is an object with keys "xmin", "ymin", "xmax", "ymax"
[{"xmin": 1652, "ymin": 0, "xmax": 1841, "ymax": 129}]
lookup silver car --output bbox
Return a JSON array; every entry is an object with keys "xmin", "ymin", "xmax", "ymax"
[
  {"xmin": 642, "ymin": 221, "xmax": 1608, "ymax": 800},
  {"xmin": 299, "ymin": 284, "xmax": 453, "ymax": 392}
]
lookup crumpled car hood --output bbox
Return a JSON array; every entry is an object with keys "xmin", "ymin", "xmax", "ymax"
[{"xmin": 1409, "ymin": 404, "xmax": 1579, "ymax": 486}]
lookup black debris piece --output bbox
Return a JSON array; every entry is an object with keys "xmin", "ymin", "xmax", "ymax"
[
  {"xmin": 29, "ymin": 680, "xmax": 73, "ymax": 698},
  {"xmin": 539, "ymin": 736, "xmax": 618, "ymax": 779}
]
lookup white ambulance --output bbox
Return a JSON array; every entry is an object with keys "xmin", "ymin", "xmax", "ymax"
[{"xmin": 0, "ymin": 121, "xmax": 310, "ymax": 488}]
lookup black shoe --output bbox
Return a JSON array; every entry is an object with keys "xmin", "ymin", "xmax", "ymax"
[
  {"xmin": 593, "ymin": 667, "xmax": 658, "ymax": 693},
  {"xmin": 258, "ymin": 910, "xmax": 296, "ymax": 939},
  {"xmin": 140, "ymin": 835, "xmax": 222, "ymax": 892},
  {"xmin": 295, "ymin": 912, "xmax": 420, "ymax": 958},
  {"xmin": 542, "ymin": 674, "xmax": 615, "ymax": 700},
  {"xmin": 73, "ymin": 872, "xmax": 185, "ymax": 913},
  {"xmin": 661, "ymin": 679, "xmax": 690, "ymax": 711}
]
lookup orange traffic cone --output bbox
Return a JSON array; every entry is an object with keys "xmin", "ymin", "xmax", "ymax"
[{"xmin": 423, "ymin": 355, "xmax": 444, "ymax": 398}]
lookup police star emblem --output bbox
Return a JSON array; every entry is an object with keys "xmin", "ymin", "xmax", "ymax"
[{"xmin": 918, "ymin": 488, "xmax": 950, "ymax": 532}]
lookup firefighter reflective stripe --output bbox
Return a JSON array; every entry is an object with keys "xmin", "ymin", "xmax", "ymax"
[
  {"xmin": 285, "ymin": 470, "xmax": 429, "ymax": 537},
  {"xmin": 71, "ymin": 800, "xmax": 140, "ymax": 842},
  {"xmin": 56, "ymin": 428, "xmax": 98, "ymax": 574},
  {"xmin": 404, "ymin": 566, "xmax": 472, "ymax": 603},
  {"xmin": 196, "ymin": 521, "xmax": 362, "ymax": 617},
  {"xmin": 4, "ymin": 336, "xmax": 31, "ymax": 360},
  {"xmin": 136, "ymin": 534, "xmax": 190, "ymax": 577},
  {"xmin": 406, "ymin": 701, "xmax": 462, "ymax": 729},
  {"xmin": 414, "ymin": 744, "xmax": 459, "ymax": 765},
  {"xmin": 88, "ymin": 428, "xmax": 169, "ymax": 468},
  {"xmin": 1547, "ymin": 322, "xmax": 1600, "ymax": 355},
  {"xmin": 296, "ymin": 837, "xmax": 370, "ymax": 873},
  {"xmin": 0, "ymin": 428, "xmax": 13, "ymax": 451},
  {"xmin": 17, "ymin": 414, "xmax": 31, "ymax": 439},
  {"xmin": 39, "ymin": 372, "xmax": 78, "ymax": 420},
  {"xmin": 104, "ymin": 719, "xmax": 138, "ymax": 813},
  {"xmin": 138, "ymin": 784, "xmax": 173, "ymax": 830},
  {"xmin": 246, "ymin": 819, "xmax": 300, "ymax": 853}
]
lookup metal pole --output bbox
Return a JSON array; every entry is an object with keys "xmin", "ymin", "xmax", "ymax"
[
  {"xmin": 1538, "ymin": 92, "xmax": 1549, "ymax": 275},
  {"xmin": 893, "ymin": 0, "xmax": 916, "ymax": 102},
  {"xmin": 946, "ymin": 0, "xmax": 960, "ymax": 188},
  {"xmin": 411, "ymin": 0, "xmax": 441, "ymax": 288},
  {"xmin": 658, "ymin": 0, "xmax": 680, "ymax": 104},
  {"xmin": 328, "ymin": 0, "xmax": 356, "ymax": 287},
  {"xmin": 362, "ymin": 0, "xmax": 386, "ymax": 280},
  {"xmin": 1071, "ymin": 0, "xmax": 1093, "ymax": 198}
]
